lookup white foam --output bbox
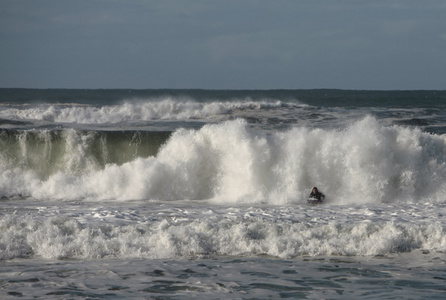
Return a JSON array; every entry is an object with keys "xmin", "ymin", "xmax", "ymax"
[{"xmin": 1, "ymin": 202, "xmax": 445, "ymax": 260}]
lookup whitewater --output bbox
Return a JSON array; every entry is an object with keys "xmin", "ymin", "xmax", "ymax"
[{"xmin": 1, "ymin": 89, "xmax": 446, "ymax": 299}]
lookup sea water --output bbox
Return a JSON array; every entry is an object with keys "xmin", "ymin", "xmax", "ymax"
[{"xmin": 0, "ymin": 89, "xmax": 446, "ymax": 299}]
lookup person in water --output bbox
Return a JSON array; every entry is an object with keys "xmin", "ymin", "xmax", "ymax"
[{"xmin": 309, "ymin": 187, "xmax": 325, "ymax": 201}]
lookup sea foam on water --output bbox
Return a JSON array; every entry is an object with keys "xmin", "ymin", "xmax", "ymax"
[{"xmin": 1, "ymin": 202, "xmax": 445, "ymax": 260}]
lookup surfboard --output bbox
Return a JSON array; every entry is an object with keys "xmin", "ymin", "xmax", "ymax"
[{"xmin": 307, "ymin": 197, "xmax": 323, "ymax": 204}]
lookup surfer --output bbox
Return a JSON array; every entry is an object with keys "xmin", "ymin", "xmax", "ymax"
[{"xmin": 309, "ymin": 187, "xmax": 325, "ymax": 202}]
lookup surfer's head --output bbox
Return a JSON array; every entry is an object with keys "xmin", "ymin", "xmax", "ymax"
[{"xmin": 312, "ymin": 187, "xmax": 318, "ymax": 193}]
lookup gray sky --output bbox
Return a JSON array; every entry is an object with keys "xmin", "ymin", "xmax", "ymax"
[{"xmin": 1, "ymin": 0, "xmax": 446, "ymax": 90}]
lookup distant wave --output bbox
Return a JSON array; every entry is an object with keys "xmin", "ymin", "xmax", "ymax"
[{"xmin": 0, "ymin": 99, "xmax": 303, "ymax": 125}]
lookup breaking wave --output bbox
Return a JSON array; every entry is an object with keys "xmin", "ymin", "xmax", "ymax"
[{"xmin": 1, "ymin": 116, "xmax": 445, "ymax": 204}]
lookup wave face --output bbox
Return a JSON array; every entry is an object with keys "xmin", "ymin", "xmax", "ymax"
[
  {"xmin": 0, "ymin": 129, "xmax": 170, "ymax": 179},
  {"xmin": 1, "ymin": 117, "xmax": 445, "ymax": 204}
]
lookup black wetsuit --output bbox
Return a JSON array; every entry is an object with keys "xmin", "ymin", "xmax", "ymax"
[{"xmin": 309, "ymin": 192, "xmax": 325, "ymax": 201}]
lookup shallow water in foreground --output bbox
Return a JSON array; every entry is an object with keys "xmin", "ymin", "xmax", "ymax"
[
  {"xmin": 2, "ymin": 253, "xmax": 446, "ymax": 299},
  {"xmin": 1, "ymin": 200, "xmax": 446, "ymax": 298}
]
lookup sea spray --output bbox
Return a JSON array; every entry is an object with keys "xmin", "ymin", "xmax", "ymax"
[{"xmin": 146, "ymin": 116, "xmax": 446, "ymax": 204}]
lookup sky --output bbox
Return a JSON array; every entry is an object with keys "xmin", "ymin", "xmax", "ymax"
[{"xmin": 1, "ymin": 0, "xmax": 446, "ymax": 90}]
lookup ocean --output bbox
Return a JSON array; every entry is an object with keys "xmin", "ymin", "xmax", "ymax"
[{"xmin": 0, "ymin": 88, "xmax": 445, "ymax": 299}]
